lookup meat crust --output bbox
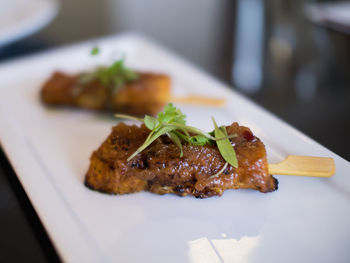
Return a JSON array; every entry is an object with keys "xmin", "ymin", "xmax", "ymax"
[
  {"xmin": 85, "ymin": 122, "xmax": 278, "ymax": 198},
  {"xmin": 40, "ymin": 71, "xmax": 171, "ymax": 116}
]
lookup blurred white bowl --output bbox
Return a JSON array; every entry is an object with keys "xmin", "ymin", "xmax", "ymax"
[{"xmin": 0, "ymin": 0, "xmax": 59, "ymax": 47}]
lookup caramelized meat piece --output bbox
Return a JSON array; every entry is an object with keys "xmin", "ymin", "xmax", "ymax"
[
  {"xmin": 41, "ymin": 71, "xmax": 171, "ymax": 116},
  {"xmin": 85, "ymin": 123, "xmax": 278, "ymax": 198}
]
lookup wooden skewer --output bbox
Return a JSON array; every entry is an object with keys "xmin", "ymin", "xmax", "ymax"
[
  {"xmin": 268, "ymin": 155, "xmax": 335, "ymax": 177},
  {"xmin": 169, "ymin": 95, "xmax": 226, "ymax": 107}
]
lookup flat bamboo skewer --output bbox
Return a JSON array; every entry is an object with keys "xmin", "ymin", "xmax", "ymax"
[
  {"xmin": 268, "ymin": 155, "xmax": 335, "ymax": 177},
  {"xmin": 169, "ymin": 95, "xmax": 226, "ymax": 107}
]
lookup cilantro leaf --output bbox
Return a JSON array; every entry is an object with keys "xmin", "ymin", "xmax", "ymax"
[
  {"xmin": 144, "ymin": 115, "xmax": 159, "ymax": 130},
  {"xmin": 158, "ymin": 103, "xmax": 186, "ymax": 124},
  {"xmin": 188, "ymin": 135, "xmax": 211, "ymax": 146}
]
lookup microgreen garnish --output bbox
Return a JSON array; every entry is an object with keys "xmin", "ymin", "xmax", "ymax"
[
  {"xmin": 115, "ymin": 103, "xmax": 238, "ymax": 168},
  {"xmin": 91, "ymin": 47, "xmax": 99, "ymax": 55},
  {"xmin": 212, "ymin": 117, "xmax": 238, "ymax": 168},
  {"xmin": 79, "ymin": 50, "xmax": 139, "ymax": 94}
]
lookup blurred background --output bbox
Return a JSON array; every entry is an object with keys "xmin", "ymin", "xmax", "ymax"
[
  {"xmin": 0, "ymin": 0, "xmax": 350, "ymax": 261},
  {"xmin": 1, "ymin": 0, "xmax": 349, "ymax": 161}
]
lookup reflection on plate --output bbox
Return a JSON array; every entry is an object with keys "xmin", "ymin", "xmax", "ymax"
[{"xmin": 0, "ymin": 33, "xmax": 349, "ymax": 263}]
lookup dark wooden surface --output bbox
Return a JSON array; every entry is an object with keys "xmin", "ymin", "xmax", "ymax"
[{"xmin": 0, "ymin": 147, "xmax": 60, "ymax": 262}]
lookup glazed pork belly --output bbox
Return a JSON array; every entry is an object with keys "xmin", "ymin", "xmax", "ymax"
[
  {"xmin": 40, "ymin": 71, "xmax": 171, "ymax": 116},
  {"xmin": 85, "ymin": 122, "xmax": 278, "ymax": 198}
]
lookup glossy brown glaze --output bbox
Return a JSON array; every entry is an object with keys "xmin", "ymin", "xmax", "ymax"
[
  {"xmin": 40, "ymin": 71, "xmax": 171, "ymax": 116},
  {"xmin": 85, "ymin": 122, "xmax": 278, "ymax": 198}
]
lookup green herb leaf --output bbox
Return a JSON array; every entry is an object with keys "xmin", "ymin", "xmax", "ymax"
[
  {"xmin": 144, "ymin": 115, "xmax": 159, "ymax": 130},
  {"xmin": 158, "ymin": 103, "xmax": 186, "ymax": 124},
  {"xmin": 173, "ymin": 131, "xmax": 209, "ymax": 145},
  {"xmin": 163, "ymin": 123, "xmax": 215, "ymax": 140},
  {"xmin": 188, "ymin": 135, "xmax": 211, "ymax": 146},
  {"xmin": 212, "ymin": 117, "xmax": 238, "ymax": 168},
  {"xmin": 168, "ymin": 132, "xmax": 183, "ymax": 157},
  {"xmin": 127, "ymin": 126, "xmax": 176, "ymax": 161},
  {"xmin": 79, "ymin": 55, "xmax": 139, "ymax": 95},
  {"xmin": 91, "ymin": 47, "xmax": 99, "ymax": 55}
]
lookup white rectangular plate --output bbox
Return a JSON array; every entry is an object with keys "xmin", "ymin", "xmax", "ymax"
[{"xmin": 0, "ymin": 33, "xmax": 349, "ymax": 263}]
